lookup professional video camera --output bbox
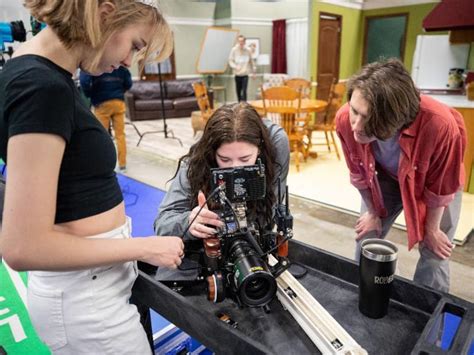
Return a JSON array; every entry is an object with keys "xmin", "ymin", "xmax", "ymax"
[
  {"xmin": 158, "ymin": 160, "xmax": 293, "ymax": 308},
  {"xmin": 0, "ymin": 20, "xmax": 26, "ymax": 69}
]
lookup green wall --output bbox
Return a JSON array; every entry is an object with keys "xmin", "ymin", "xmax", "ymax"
[
  {"xmin": 310, "ymin": 3, "xmax": 362, "ymax": 82},
  {"xmin": 468, "ymin": 46, "xmax": 474, "ymax": 70},
  {"xmin": 310, "ymin": 1, "xmax": 445, "ymax": 82}
]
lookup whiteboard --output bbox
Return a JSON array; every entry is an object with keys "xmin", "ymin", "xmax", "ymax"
[
  {"xmin": 196, "ymin": 27, "xmax": 239, "ymax": 74},
  {"xmin": 411, "ymin": 35, "xmax": 469, "ymax": 90}
]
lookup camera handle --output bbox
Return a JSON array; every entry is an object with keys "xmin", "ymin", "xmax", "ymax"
[{"xmin": 275, "ymin": 183, "xmax": 293, "ymax": 258}]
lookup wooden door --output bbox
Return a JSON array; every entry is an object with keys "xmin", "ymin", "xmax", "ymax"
[{"xmin": 317, "ymin": 13, "xmax": 341, "ymax": 101}]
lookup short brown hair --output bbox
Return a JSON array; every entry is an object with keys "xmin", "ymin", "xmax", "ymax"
[
  {"xmin": 24, "ymin": 0, "xmax": 173, "ymax": 70},
  {"xmin": 347, "ymin": 58, "xmax": 420, "ymax": 139}
]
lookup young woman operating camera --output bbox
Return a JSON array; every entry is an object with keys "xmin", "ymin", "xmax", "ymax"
[
  {"xmin": 154, "ymin": 102, "xmax": 290, "ymax": 239},
  {"xmin": 0, "ymin": 1, "xmax": 183, "ymax": 353}
]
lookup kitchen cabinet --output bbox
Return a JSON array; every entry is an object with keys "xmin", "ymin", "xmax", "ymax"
[
  {"xmin": 429, "ymin": 95, "xmax": 474, "ymax": 193},
  {"xmin": 455, "ymin": 106, "xmax": 474, "ymax": 193},
  {"xmin": 450, "ymin": 29, "xmax": 474, "ymax": 44}
]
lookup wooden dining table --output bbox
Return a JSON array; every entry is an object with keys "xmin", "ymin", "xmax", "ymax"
[
  {"xmin": 248, "ymin": 98, "xmax": 329, "ymax": 161},
  {"xmin": 248, "ymin": 98, "xmax": 328, "ymax": 116}
]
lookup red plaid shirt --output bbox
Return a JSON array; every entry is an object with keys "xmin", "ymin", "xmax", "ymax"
[{"xmin": 336, "ymin": 95, "xmax": 466, "ymax": 249}]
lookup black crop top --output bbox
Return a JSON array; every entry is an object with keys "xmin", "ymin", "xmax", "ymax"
[{"xmin": 0, "ymin": 55, "xmax": 123, "ymax": 223}]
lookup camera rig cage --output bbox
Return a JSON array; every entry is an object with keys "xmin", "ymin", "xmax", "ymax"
[{"xmin": 158, "ymin": 160, "xmax": 293, "ymax": 308}]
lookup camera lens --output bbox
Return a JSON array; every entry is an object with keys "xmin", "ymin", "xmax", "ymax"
[
  {"xmin": 229, "ymin": 239, "xmax": 276, "ymax": 307},
  {"xmin": 240, "ymin": 274, "xmax": 274, "ymax": 304}
]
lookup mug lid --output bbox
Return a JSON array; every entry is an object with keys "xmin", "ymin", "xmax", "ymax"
[{"xmin": 361, "ymin": 239, "xmax": 398, "ymax": 262}]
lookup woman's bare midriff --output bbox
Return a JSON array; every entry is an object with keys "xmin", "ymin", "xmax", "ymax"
[{"xmin": 53, "ymin": 202, "xmax": 127, "ymax": 237}]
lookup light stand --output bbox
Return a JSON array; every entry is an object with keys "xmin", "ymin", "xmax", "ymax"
[{"xmin": 131, "ymin": 62, "xmax": 183, "ymax": 147}]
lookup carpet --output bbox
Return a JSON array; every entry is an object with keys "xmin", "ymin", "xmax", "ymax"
[{"xmin": 117, "ymin": 173, "xmax": 166, "ymax": 237}]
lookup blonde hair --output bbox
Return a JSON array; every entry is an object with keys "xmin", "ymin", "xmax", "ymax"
[{"xmin": 24, "ymin": 0, "xmax": 173, "ymax": 70}]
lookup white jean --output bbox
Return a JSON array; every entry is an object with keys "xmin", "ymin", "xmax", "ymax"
[{"xmin": 27, "ymin": 217, "xmax": 151, "ymax": 355}]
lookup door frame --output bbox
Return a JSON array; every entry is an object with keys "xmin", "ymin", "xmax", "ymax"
[{"xmin": 317, "ymin": 12, "xmax": 342, "ymax": 83}]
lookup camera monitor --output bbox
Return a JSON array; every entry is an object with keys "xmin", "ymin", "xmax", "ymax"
[{"xmin": 210, "ymin": 163, "xmax": 266, "ymax": 203}]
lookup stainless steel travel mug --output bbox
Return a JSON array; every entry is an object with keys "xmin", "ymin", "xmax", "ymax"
[{"xmin": 358, "ymin": 238, "xmax": 398, "ymax": 319}]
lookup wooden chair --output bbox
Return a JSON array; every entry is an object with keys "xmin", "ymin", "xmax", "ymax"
[
  {"xmin": 191, "ymin": 81, "xmax": 215, "ymax": 136},
  {"xmin": 284, "ymin": 77, "xmax": 313, "ymax": 125},
  {"xmin": 307, "ymin": 81, "xmax": 346, "ymax": 160},
  {"xmin": 284, "ymin": 78, "xmax": 312, "ymax": 98},
  {"xmin": 262, "ymin": 86, "xmax": 307, "ymax": 172}
]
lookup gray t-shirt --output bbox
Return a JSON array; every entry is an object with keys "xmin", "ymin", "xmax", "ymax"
[
  {"xmin": 154, "ymin": 118, "xmax": 290, "ymax": 238},
  {"xmin": 372, "ymin": 132, "xmax": 401, "ymax": 179}
]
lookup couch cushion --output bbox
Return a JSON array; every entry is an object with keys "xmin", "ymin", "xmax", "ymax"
[
  {"xmin": 135, "ymin": 99, "xmax": 173, "ymax": 111},
  {"xmin": 129, "ymin": 82, "xmax": 164, "ymax": 100},
  {"xmin": 173, "ymin": 97, "xmax": 199, "ymax": 110},
  {"xmin": 165, "ymin": 79, "xmax": 198, "ymax": 99}
]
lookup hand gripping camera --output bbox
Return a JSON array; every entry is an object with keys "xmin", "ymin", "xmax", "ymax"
[{"xmin": 160, "ymin": 160, "xmax": 293, "ymax": 308}]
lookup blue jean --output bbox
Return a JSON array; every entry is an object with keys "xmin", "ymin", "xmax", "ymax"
[
  {"xmin": 27, "ymin": 218, "xmax": 151, "ymax": 354},
  {"xmin": 355, "ymin": 169, "xmax": 462, "ymax": 293}
]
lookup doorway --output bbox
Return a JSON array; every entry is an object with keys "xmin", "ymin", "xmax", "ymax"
[{"xmin": 316, "ymin": 13, "xmax": 341, "ymax": 102}]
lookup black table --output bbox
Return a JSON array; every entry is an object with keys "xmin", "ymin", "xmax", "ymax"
[{"xmin": 132, "ymin": 240, "xmax": 474, "ymax": 354}]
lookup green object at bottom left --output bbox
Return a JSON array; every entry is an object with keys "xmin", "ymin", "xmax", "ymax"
[{"xmin": 0, "ymin": 262, "xmax": 50, "ymax": 355}]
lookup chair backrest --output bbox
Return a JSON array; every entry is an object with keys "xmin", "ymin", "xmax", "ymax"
[
  {"xmin": 192, "ymin": 81, "xmax": 212, "ymax": 116},
  {"xmin": 284, "ymin": 78, "xmax": 312, "ymax": 98},
  {"xmin": 323, "ymin": 81, "xmax": 346, "ymax": 125},
  {"xmin": 262, "ymin": 86, "xmax": 301, "ymax": 135}
]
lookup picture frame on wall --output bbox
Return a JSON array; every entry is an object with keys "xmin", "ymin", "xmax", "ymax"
[{"xmin": 246, "ymin": 37, "xmax": 260, "ymax": 60}]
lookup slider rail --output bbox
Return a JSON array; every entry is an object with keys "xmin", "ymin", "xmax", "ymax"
[{"xmin": 269, "ymin": 254, "xmax": 368, "ymax": 355}]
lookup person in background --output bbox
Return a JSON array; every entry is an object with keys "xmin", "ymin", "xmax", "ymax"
[
  {"xmin": 228, "ymin": 35, "xmax": 256, "ymax": 102},
  {"xmin": 154, "ymin": 102, "xmax": 289, "ymax": 240},
  {"xmin": 336, "ymin": 58, "xmax": 466, "ymax": 293},
  {"xmin": 0, "ymin": 1, "xmax": 183, "ymax": 353},
  {"xmin": 80, "ymin": 66, "xmax": 132, "ymax": 171}
]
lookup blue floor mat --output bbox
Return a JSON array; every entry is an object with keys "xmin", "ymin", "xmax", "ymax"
[
  {"xmin": 116, "ymin": 174, "xmax": 211, "ymax": 354},
  {"xmin": 117, "ymin": 174, "xmax": 166, "ymax": 237}
]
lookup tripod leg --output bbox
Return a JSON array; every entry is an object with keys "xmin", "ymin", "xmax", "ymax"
[{"xmin": 165, "ymin": 129, "xmax": 183, "ymax": 147}]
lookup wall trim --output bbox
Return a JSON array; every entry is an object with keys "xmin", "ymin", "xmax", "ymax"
[
  {"xmin": 176, "ymin": 74, "xmax": 202, "ymax": 79},
  {"xmin": 166, "ymin": 16, "xmax": 214, "ymax": 27},
  {"xmin": 318, "ymin": 0, "xmax": 438, "ymax": 10},
  {"xmin": 287, "ymin": 18, "xmax": 308, "ymax": 25},
  {"xmin": 215, "ymin": 17, "xmax": 274, "ymax": 27},
  {"xmin": 167, "ymin": 16, "xmax": 308, "ymax": 28}
]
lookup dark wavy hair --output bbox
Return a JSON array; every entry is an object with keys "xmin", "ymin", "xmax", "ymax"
[
  {"xmin": 176, "ymin": 102, "xmax": 277, "ymax": 228},
  {"xmin": 347, "ymin": 58, "xmax": 420, "ymax": 140}
]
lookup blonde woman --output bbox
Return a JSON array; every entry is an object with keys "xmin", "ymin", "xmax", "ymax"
[{"xmin": 0, "ymin": 1, "xmax": 183, "ymax": 353}]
